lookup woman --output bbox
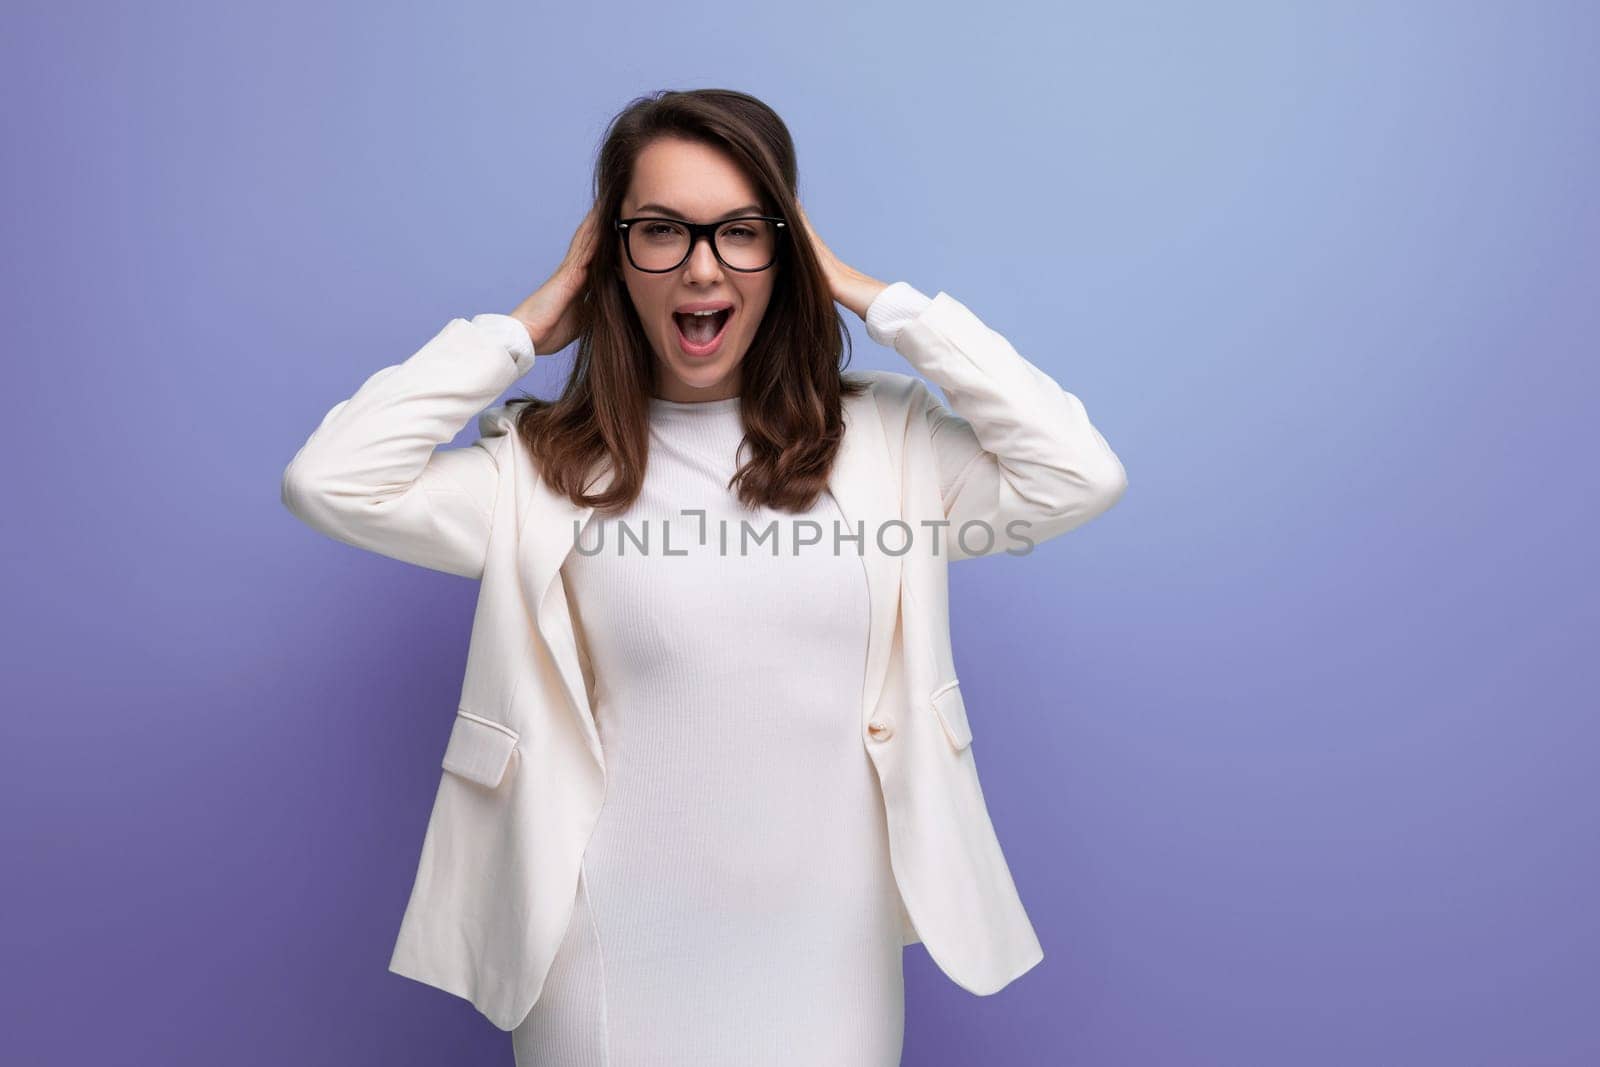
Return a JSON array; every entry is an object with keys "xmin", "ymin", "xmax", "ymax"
[{"xmin": 282, "ymin": 89, "xmax": 1127, "ymax": 1066}]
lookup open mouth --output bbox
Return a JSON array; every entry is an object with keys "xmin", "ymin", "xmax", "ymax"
[{"xmin": 672, "ymin": 307, "xmax": 734, "ymax": 355}]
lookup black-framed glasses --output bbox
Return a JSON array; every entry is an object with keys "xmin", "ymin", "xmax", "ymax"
[{"xmin": 615, "ymin": 215, "xmax": 787, "ymax": 273}]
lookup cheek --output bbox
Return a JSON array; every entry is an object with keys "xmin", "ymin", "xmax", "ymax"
[
  {"xmin": 741, "ymin": 283, "xmax": 775, "ymax": 327},
  {"xmin": 625, "ymin": 278, "xmax": 668, "ymax": 328}
]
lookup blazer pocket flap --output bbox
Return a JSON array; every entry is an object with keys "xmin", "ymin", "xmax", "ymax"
[
  {"xmin": 440, "ymin": 709, "xmax": 520, "ymax": 788},
  {"xmin": 930, "ymin": 680, "xmax": 973, "ymax": 751}
]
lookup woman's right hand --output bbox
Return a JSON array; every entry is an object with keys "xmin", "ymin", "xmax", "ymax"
[{"xmin": 510, "ymin": 203, "xmax": 604, "ymax": 356}]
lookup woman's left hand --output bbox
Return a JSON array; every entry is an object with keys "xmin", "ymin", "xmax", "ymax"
[{"xmin": 793, "ymin": 200, "xmax": 889, "ymax": 322}]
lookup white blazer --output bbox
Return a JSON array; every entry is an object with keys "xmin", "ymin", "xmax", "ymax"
[{"xmin": 281, "ymin": 290, "xmax": 1128, "ymax": 1032}]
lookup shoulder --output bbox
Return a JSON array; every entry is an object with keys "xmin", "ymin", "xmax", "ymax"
[
  {"xmin": 471, "ymin": 403, "xmax": 531, "ymax": 474},
  {"xmin": 842, "ymin": 368, "xmax": 931, "ymax": 416},
  {"xmin": 479, "ymin": 407, "xmax": 512, "ymax": 439},
  {"xmin": 477, "ymin": 399, "xmax": 536, "ymax": 441}
]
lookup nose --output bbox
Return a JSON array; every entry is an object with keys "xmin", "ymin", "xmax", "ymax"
[{"xmin": 683, "ymin": 233, "xmax": 724, "ymax": 283}]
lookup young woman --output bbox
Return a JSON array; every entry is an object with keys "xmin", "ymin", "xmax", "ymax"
[{"xmin": 282, "ymin": 89, "xmax": 1127, "ymax": 1067}]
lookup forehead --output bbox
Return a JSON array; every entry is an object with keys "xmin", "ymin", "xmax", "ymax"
[{"xmin": 624, "ymin": 138, "xmax": 764, "ymax": 219}]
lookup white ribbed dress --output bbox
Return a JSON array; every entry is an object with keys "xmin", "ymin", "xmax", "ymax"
[{"xmin": 507, "ymin": 284, "xmax": 933, "ymax": 1067}]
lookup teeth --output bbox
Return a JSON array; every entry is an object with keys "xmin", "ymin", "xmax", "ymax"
[{"xmin": 681, "ymin": 308, "xmax": 726, "ymax": 316}]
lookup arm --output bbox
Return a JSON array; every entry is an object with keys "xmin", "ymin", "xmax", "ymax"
[
  {"xmin": 279, "ymin": 313, "xmax": 537, "ymax": 579},
  {"xmin": 867, "ymin": 283, "xmax": 1129, "ymax": 562}
]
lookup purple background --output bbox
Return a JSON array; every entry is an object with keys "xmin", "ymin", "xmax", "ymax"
[{"xmin": 5, "ymin": 2, "xmax": 1596, "ymax": 1064}]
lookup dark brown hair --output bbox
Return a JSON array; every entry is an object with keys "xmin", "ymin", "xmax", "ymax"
[{"xmin": 509, "ymin": 88, "xmax": 870, "ymax": 516}]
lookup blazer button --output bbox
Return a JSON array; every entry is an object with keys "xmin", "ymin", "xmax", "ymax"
[{"xmin": 866, "ymin": 719, "xmax": 894, "ymax": 741}]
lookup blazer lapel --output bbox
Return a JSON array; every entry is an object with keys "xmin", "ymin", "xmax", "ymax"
[
  {"xmin": 516, "ymin": 457, "xmax": 610, "ymax": 771},
  {"xmin": 514, "ymin": 379, "xmax": 899, "ymax": 773},
  {"xmin": 828, "ymin": 383, "xmax": 903, "ymax": 730}
]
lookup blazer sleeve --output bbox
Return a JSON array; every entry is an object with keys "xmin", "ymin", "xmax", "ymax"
[
  {"xmin": 280, "ymin": 314, "xmax": 537, "ymax": 580},
  {"xmin": 888, "ymin": 290, "xmax": 1129, "ymax": 562}
]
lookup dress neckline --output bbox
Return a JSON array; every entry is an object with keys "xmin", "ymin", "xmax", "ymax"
[{"xmin": 648, "ymin": 394, "xmax": 742, "ymax": 413}]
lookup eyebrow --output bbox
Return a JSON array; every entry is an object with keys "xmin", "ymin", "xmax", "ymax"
[{"xmin": 632, "ymin": 202, "xmax": 764, "ymax": 221}]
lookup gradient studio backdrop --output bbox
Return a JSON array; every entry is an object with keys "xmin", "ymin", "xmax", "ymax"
[{"xmin": 3, "ymin": 2, "xmax": 1595, "ymax": 1065}]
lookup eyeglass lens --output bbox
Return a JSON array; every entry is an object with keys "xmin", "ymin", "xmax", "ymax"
[{"xmin": 628, "ymin": 219, "xmax": 777, "ymax": 271}]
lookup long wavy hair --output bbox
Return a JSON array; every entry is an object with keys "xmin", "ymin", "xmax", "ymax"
[{"xmin": 509, "ymin": 88, "xmax": 870, "ymax": 516}]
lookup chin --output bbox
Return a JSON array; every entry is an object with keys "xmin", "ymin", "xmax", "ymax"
[{"xmin": 660, "ymin": 335, "xmax": 745, "ymax": 389}]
